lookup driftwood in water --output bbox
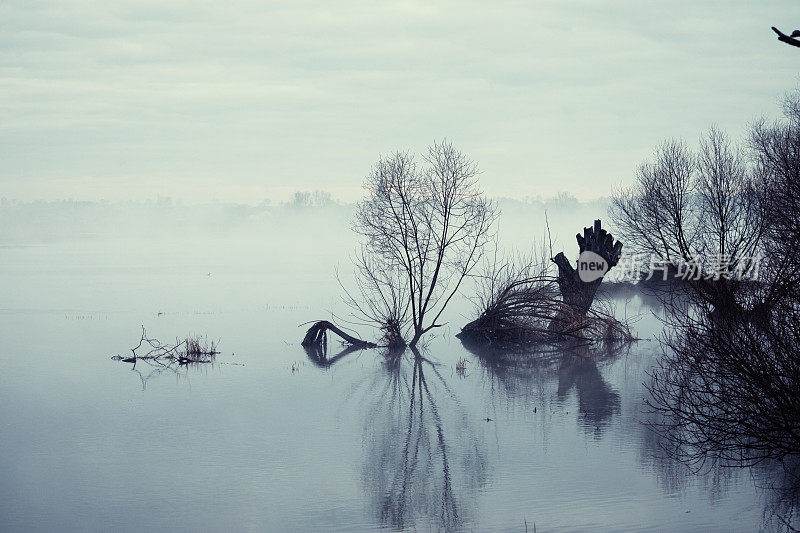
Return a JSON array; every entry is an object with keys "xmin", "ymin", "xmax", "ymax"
[
  {"xmin": 111, "ymin": 325, "xmax": 219, "ymax": 365},
  {"xmin": 551, "ymin": 219, "xmax": 622, "ymax": 322},
  {"xmin": 110, "ymin": 327, "xmax": 221, "ymax": 391},
  {"xmin": 301, "ymin": 320, "xmax": 377, "ymax": 348}
]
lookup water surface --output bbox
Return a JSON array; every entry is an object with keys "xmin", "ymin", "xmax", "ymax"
[{"xmin": 0, "ymin": 206, "xmax": 787, "ymax": 531}]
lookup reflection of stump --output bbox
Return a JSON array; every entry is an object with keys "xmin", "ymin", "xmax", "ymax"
[
  {"xmin": 550, "ymin": 220, "xmax": 622, "ymax": 330},
  {"xmin": 301, "ymin": 320, "xmax": 377, "ymax": 348},
  {"xmin": 557, "ymin": 352, "xmax": 620, "ymax": 430}
]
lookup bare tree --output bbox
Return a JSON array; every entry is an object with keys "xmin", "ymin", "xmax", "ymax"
[
  {"xmin": 351, "ymin": 141, "xmax": 496, "ymax": 347},
  {"xmin": 751, "ymin": 90, "xmax": 800, "ymax": 306},
  {"xmin": 645, "ymin": 90, "xmax": 800, "ymax": 475},
  {"xmin": 610, "ymin": 128, "xmax": 767, "ymax": 312}
]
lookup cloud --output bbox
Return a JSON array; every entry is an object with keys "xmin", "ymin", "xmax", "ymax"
[{"xmin": 0, "ymin": 0, "xmax": 797, "ymax": 202}]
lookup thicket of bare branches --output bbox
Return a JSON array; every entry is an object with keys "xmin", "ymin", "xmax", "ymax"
[
  {"xmin": 610, "ymin": 127, "xmax": 767, "ymax": 311},
  {"xmin": 339, "ymin": 250, "xmax": 409, "ymax": 349},
  {"xmin": 647, "ymin": 297, "xmax": 800, "ymax": 470},
  {"xmin": 642, "ymin": 90, "xmax": 800, "ymax": 474},
  {"xmin": 460, "ymin": 247, "xmax": 560, "ymax": 345},
  {"xmin": 751, "ymin": 90, "xmax": 800, "ymax": 307},
  {"xmin": 340, "ymin": 141, "xmax": 496, "ymax": 348}
]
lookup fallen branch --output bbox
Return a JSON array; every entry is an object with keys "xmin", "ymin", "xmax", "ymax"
[
  {"xmin": 301, "ymin": 320, "xmax": 377, "ymax": 348},
  {"xmin": 111, "ymin": 325, "xmax": 219, "ymax": 365}
]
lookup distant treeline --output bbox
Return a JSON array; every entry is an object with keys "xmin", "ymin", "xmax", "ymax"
[
  {"xmin": 0, "ymin": 190, "xmax": 608, "ymax": 210},
  {"xmin": 0, "ymin": 192, "xmax": 609, "ymax": 245}
]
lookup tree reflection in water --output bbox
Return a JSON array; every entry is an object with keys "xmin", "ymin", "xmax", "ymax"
[
  {"xmin": 307, "ymin": 341, "xmax": 487, "ymax": 531},
  {"xmin": 557, "ymin": 348, "xmax": 621, "ymax": 438},
  {"xmin": 461, "ymin": 337, "xmax": 624, "ymax": 438},
  {"xmin": 304, "ymin": 336, "xmax": 799, "ymax": 531},
  {"xmin": 361, "ymin": 347, "xmax": 487, "ymax": 531},
  {"xmin": 759, "ymin": 461, "xmax": 800, "ymax": 532}
]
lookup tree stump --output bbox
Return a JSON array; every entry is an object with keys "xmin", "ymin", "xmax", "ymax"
[{"xmin": 550, "ymin": 219, "xmax": 623, "ymax": 329}]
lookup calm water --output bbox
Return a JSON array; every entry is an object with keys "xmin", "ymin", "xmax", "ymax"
[{"xmin": 0, "ymin": 206, "xmax": 792, "ymax": 531}]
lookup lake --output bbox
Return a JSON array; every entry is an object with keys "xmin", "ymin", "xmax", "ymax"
[{"xmin": 0, "ymin": 203, "xmax": 790, "ymax": 531}]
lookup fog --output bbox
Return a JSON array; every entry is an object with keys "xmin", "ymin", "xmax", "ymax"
[{"xmin": 0, "ymin": 198, "xmax": 784, "ymax": 531}]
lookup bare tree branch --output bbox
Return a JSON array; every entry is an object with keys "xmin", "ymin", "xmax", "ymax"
[{"xmin": 772, "ymin": 26, "xmax": 800, "ymax": 48}]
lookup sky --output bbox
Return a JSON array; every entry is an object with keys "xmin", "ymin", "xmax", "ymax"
[{"xmin": 1, "ymin": 0, "xmax": 798, "ymax": 203}]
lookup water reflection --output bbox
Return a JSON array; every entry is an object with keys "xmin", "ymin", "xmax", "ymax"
[
  {"xmin": 303, "ymin": 343, "xmax": 364, "ymax": 368},
  {"xmin": 304, "ymin": 328, "xmax": 797, "ymax": 531},
  {"xmin": 360, "ymin": 347, "xmax": 487, "ymax": 530},
  {"xmin": 461, "ymin": 337, "xmax": 624, "ymax": 437},
  {"xmin": 308, "ymin": 343, "xmax": 488, "ymax": 531},
  {"xmin": 759, "ymin": 462, "xmax": 800, "ymax": 532},
  {"xmin": 118, "ymin": 355, "xmax": 214, "ymax": 390},
  {"xmin": 557, "ymin": 349, "xmax": 621, "ymax": 437}
]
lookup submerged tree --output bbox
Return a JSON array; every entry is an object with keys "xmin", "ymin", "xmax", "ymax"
[
  {"xmin": 644, "ymin": 90, "xmax": 800, "ymax": 476},
  {"xmin": 610, "ymin": 127, "xmax": 767, "ymax": 312},
  {"xmin": 647, "ymin": 294, "xmax": 800, "ymax": 471},
  {"xmin": 341, "ymin": 141, "xmax": 497, "ymax": 348}
]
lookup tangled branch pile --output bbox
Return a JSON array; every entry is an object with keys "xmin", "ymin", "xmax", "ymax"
[
  {"xmin": 112, "ymin": 326, "xmax": 219, "ymax": 365},
  {"xmin": 459, "ymin": 276, "xmax": 635, "ymax": 346},
  {"xmin": 647, "ymin": 302, "xmax": 800, "ymax": 469},
  {"xmin": 459, "ymin": 262, "xmax": 559, "ymax": 345}
]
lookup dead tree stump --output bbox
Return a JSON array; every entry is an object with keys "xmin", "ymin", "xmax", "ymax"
[{"xmin": 550, "ymin": 219, "xmax": 623, "ymax": 329}]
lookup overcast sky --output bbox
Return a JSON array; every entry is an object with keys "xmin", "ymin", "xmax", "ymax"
[{"xmin": 1, "ymin": 1, "xmax": 798, "ymax": 203}]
